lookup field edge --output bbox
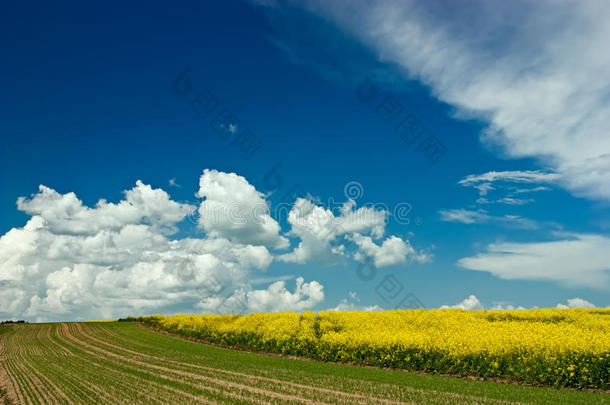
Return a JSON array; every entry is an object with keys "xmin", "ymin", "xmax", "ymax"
[{"xmin": 138, "ymin": 321, "xmax": 610, "ymax": 396}]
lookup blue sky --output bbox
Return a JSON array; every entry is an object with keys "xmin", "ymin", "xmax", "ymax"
[{"xmin": 1, "ymin": 0, "xmax": 609, "ymax": 321}]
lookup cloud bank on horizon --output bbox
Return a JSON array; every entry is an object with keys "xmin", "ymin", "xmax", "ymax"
[
  {"xmin": 441, "ymin": 294, "xmax": 598, "ymax": 311},
  {"xmin": 0, "ymin": 170, "xmax": 424, "ymax": 321},
  {"xmin": 3, "ymin": 169, "xmax": 606, "ymax": 322}
]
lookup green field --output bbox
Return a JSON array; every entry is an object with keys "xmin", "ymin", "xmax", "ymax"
[{"xmin": 0, "ymin": 322, "xmax": 608, "ymax": 404}]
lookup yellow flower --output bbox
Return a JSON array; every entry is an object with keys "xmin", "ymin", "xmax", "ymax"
[{"xmin": 141, "ymin": 308, "xmax": 610, "ymax": 390}]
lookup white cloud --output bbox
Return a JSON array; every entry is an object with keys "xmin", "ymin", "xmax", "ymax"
[
  {"xmin": 441, "ymin": 294, "xmax": 597, "ymax": 310},
  {"xmin": 0, "ymin": 170, "xmax": 428, "ymax": 321},
  {"xmin": 457, "ymin": 234, "xmax": 610, "ymax": 288},
  {"xmin": 351, "ymin": 233, "xmax": 429, "ymax": 268},
  {"xmin": 278, "ymin": 198, "xmax": 428, "ymax": 268},
  {"xmin": 245, "ymin": 277, "xmax": 324, "ymax": 312},
  {"xmin": 438, "ymin": 208, "xmax": 538, "ymax": 229},
  {"xmin": 458, "ymin": 171, "xmax": 561, "ymax": 193},
  {"xmin": 476, "ymin": 197, "xmax": 535, "ymax": 205},
  {"xmin": 337, "ymin": 199, "xmax": 386, "ymax": 237},
  {"xmin": 512, "ymin": 186, "xmax": 551, "ymax": 194},
  {"xmin": 278, "ymin": 198, "xmax": 388, "ymax": 264},
  {"xmin": 196, "ymin": 169, "xmax": 289, "ymax": 249},
  {"xmin": 458, "ymin": 170, "xmax": 556, "ymax": 205},
  {"xmin": 496, "ymin": 197, "xmax": 534, "ymax": 206},
  {"xmin": 488, "ymin": 303, "xmax": 527, "ymax": 311},
  {"xmin": 0, "ymin": 215, "xmax": 272, "ymax": 320},
  {"xmin": 328, "ymin": 292, "xmax": 383, "ymax": 312},
  {"xmin": 275, "ymin": 1, "xmax": 610, "ymax": 201},
  {"xmin": 0, "ymin": 173, "xmax": 326, "ymax": 321},
  {"xmin": 439, "ymin": 209, "xmax": 487, "ymax": 224},
  {"xmin": 556, "ymin": 298, "xmax": 596, "ymax": 309},
  {"xmin": 440, "ymin": 294, "xmax": 483, "ymax": 310},
  {"xmin": 277, "ymin": 199, "xmax": 344, "ymax": 265},
  {"xmin": 17, "ymin": 180, "xmax": 188, "ymax": 235}
]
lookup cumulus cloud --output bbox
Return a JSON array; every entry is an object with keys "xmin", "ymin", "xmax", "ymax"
[
  {"xmin": 245, "ymin": 277, "xmax": 324, "ymax": 312},
  {"xmin": 0, "ymin": 170, "xmax": 428, "ymax": 321},
  {"xmin": 0, "ymin": 173, "xmax": 327, "ymax": 321},
  {"xmin": 278, "ymin": 198, "xmax": 427, "ymax": 267},
  {"xmin": 0, "ymin": 209, "xmax": 271, "ymax": 320},
  {"xmin": 556, "ymin": 298, "xmax": 596, "ymax": 309},
  {"xmin": 438, "ymin": 208, "xmax": 538, "ymax": 229},
  {"xmin": 17, "ymin": 180, "xmax": 188, "ymax": 235},
  {"xmin": 196, "ymin": 169, "xmax": 289, "ymax": 249},
  {"xmin": 457, "ymin": 234, "xmax": 610, "ymax": 289},
  {"xmin": 267, "ymin": 1, "xmax": 610, "ymax": 201},
  {"xmin": 351, "ymin": 234, "xmax": 429, "ymax": 268},
  {"xmin": 440, "ymin": 294, "xmax": 483, "ymax": 310},
  {"xmin": 278, "ymin": 198, "xmax": 386, "ymax": 264}
]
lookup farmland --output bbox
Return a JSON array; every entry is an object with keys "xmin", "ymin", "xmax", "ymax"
[
  {"xmin": 0, "ymin": 320, "xmax": 608, "ymax": 404},
  {"xmin": 142, "ymin": 309, "xmax": 610, "ymax": 390}
]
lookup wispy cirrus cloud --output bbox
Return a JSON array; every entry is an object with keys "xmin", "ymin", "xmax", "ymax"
[
  {"xmin": 438, "ymin": 208, "xmax": 539, "ymax": 229},
  {"xmin": 459, "ymin": 170, "xmax": 558, "ymax": 206},
  {"xmin": 260, "ymin": 0, "xmax": 610, "ymax": 201},
  {"xmin": 457, "ymin": 234, "xmax": 610, "ymax": 289},
  {"xmin": 476, "ymin": 196, "xmax": 535, "ymax": 206},
  {"xmin": 512, "ymin": 186, "xmax": 552, "ymax": 195},
  {"xmin": 496, "ymin": 197, "xmax": 535, "ymax": 206},
  {"xmin": 458, "ymin": 170, "xmax": 559, "ymax": 203},
  {"xmin": 458, "ymin": 171, "xmax": 561, "ymax": 193}
]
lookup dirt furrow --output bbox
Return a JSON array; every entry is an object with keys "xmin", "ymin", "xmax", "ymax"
[
  {"xmin": 2, "ymin": 323, "xmax": 534, "ymax": 405},
  {"xmin": 91, "ymin": 326, "xmax": 381, "ymax": 403},
  {"xmin": 14, "ymin": 325, "xmax": 71, "ymax": 405},
  {"xmin": 66, "ymin": 323, "xmax": 326, "ymax": 404},
  {"xmin": 79, "ymin": 323, "xmax": 415, "ymax": 404},
  {"xmin": 20, "ymin": 354, "xmax": 65, "ymax": 404},
  {"xmin": 58, "ymin": 334, "xmax": 247, "ymax": 404},
  {"xmin": 11, "ymin": 357, "xmax": 47, "ymax": 405},
  {"xmin": 129, "ymin": 325, "xmax": 522, "ymax": 405},
  {"xmin": 0, "ymin": 333, "xmax": 20, "ymax": 405},
  {"xmin": 54, "ymin": 324, "xmax": 235, "ymax": 404},
  {"xmin": 56, "ymin": 323, "xmax": 127, "ymax": 404},
  {"xmin": 92, "ymin": 324, "xmax": 503, "ymax": 405},
  {"xmin": 1, "ymin": 360, "xmax": 21, "ymax": 405},
  {"xmin": 7, "ymin": 334, "xmax": 43, "ymax": 405},
  {"xmin": 81, "ymin": 325, "xmax": 374, "ymax": 404},
  {"xmin": 56, "ymin": 323, "xmax": 171, "ymax": 405},
  {"xmin": 44, "ymin": 324, "xmax": 115, "ymax": 404}
]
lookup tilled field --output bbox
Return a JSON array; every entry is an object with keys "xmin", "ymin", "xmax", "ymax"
[{"xmin": 0, "ymin": 322, "xmax": 607, "ymax": 404}]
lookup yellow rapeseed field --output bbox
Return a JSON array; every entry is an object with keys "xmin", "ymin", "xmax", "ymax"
[{"xmin": 141, "ymin": 309, "xmax": 610, "ymax": 389}]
